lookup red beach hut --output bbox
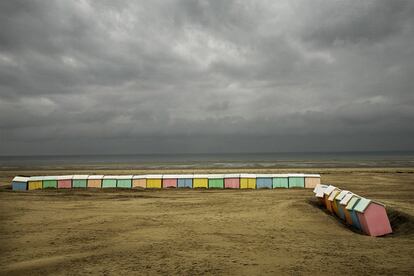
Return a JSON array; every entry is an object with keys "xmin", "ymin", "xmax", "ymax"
[
  {"xmin": 57, "ymin": 175, "xmax": 73, "ymax": 189},
  {"xmin": 224, "ymin": 174, "xmax": 240, "ymax": 189},
  {"xmin": 354, "ymin": 198, "xmax": 392, "ymax": 237},
  {"xmin": 162, "ymin": 175, "xmax": 178, "ymax": 188}
]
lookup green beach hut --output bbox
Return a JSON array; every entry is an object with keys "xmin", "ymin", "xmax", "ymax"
[
  {"xmin": 117, "ymin": 175, "xmax": 133, "ymax": 188},
  {"xmin": 208, "ymin": 174, "xmax": 225, "ymax": 189},
  {"xmin": 288, "ymin": 174, "xmax": 305, "ymax": 188},
  {"xmin": 272, "ymin": 174, "xmax": 289, "ymax": 188},
  {"xmin": 72, "ymin": 175, "xmax": 88, "ymax": 188},
  {"xmin": 102, "ymin": 175, "xmax": 117, "ymax": 188},
  {"xmin": 42, "ymin": 176, "xmax": 58, "ymax": 189}
]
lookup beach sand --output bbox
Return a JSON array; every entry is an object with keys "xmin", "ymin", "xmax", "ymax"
[{"xmin": 0, "ymin": 167, "xmax": 413, "ymax": 275}]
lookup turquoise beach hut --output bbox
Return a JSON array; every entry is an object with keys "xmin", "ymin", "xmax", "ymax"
[
  {"xmin": 345, "ymin": 196, "xmax": 362, "ymax": 230},
  {"xmin": 72, "ymin": 175, "xmax": 88, "ymax": 188},
  {"xmin": 288, "ymin": 174, "xmax": 305, "ymax": 188},
  {"xmin": 272, "ymin": 174, "xmax": 289, "ymax": 188},
  {"xmin": 117, "ymin": 175, "xmax": 132, "ymax": 188},
  {"xmin": 102, "ymin": 175, "xmax": 117, "ymax": 188}
]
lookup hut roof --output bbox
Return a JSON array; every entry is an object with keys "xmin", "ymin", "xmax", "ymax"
[
  {"xmin": 193, "ymin": 174, "xmax": 210, "ymax": 178},
  {"xmin": 270, "ymin": 174, "xmax": 289, "ymax": 178},
  {"xmin": 55, "ymin": 175, "xmax": 73, "ymax": 180},
  {"xmin": 28, "ymin": 176, "xmax": 45, "ymax": 181},
  {"xmin": 145, "ymin": 174, "xmax": 163, "ymax": 179},
  {"xmin": 88, "ymin": 175, "xmax": 104, "ymax": 180},
  {"xmin": 313, "ymin": 184, "xmax": 328, "ymax": 194},
  {"xmin": 354, "ymin": 198, "xmax": 385, "ymax": 213},
  {"xmin": 340, "ymin": 193, "xmax": 355, "ymax": 205},
  {"xmin": 223, "ymin": 174, "xmax": 240, "ymax": 178},
  {"xmin": 240, "ymin": 173, "xmax": 256, "ymax": 178},
  {"xmin": 115, "ymin": 175, "xmax": 133, "ymax": 179},
  {"xmin": 335, "ymin": 190, "xmax": 350, "ymax": 201},
  {"xmin": 207, "ymin": 174, "xmax": 225, "ymax": 179},
  {"xmin": 288, "ymin": 173, "xmax": 305, "ymax": 177},
  {"xmin": 328, "ymin": 189, "xmax": 341, "ymax": 201},
  {"xmin": 43, "ymin": 176, "xmax": 59, "ymax": 180},
  {"xmin": 73, "ymin": 175, "xmax": 89, "ymax": 180},
  {"xmin": 132, "ymin": 175, "xmax": 146, "ymax": 179},
  {"xmin": 323, "ymin": 185, "xmax": 337, "ymax": 195},
  {"xmin": 345, "ymin": 197, "xmax": 360, "ymax": 210},
  {"xmin": 12, "ymin": 176, "xmax": 30, "ymax": 182},
  {"xmin": 255, "ymin": 174, "xmax": 273, "ymax": 178},
  {"xmin": 304, "ymin": 174, "xmax": 321, "ymax": 178}
]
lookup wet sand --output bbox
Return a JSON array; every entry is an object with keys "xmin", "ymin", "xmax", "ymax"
[{"xmin": 0, "ymin": 167, "xmax": 413, "ymax": 275}]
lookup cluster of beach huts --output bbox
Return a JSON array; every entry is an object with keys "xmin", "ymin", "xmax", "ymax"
[
  {"xmin": 11, "ymin": 173, "xmax": 320, "ymax": 190},
  {"xmin": 313, "ymin": 184, "xmax": 392, "ymax": 237}
]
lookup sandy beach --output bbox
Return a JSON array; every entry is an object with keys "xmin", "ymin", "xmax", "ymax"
[{"xmin": 0, "ymin": 167, "xmax": 413, "ymax": 275}]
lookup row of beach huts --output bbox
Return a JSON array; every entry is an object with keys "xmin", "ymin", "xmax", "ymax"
[
  {"xmin": 11, "ymin": 173, "xmax": 320, "ymax": 190},
  {"xmin": 313, "ymin": 184, "xmax": 392, "ymax": 237}
]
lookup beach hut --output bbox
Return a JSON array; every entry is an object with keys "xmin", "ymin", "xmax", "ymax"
[
  {"xmin": 72, "ymin": 175, "xmax": 88, "ymax": 188},
  {"xmin": 334, "ymin": 190, "xmax": 350, "ymax": 220},
  {"xmin": 132, "ymin": 175, "xmax": 147, "ymax": 189},
  {"xmin": 345, "ymin": 196, "xmax": 362, "ymax": 230},
  {"xmin": 304, "ymin": 174, "xmax": 321, "ymax": 189},
  {"xmin": 117, "ymin": 175, "xmax": 133, "ymax": 188},
  {"xmin": 177, "ymin": 175, "xmax": 193, "ymax": 188},
  {"xmin": 354, "ymin": 198, "xmax": 392, "ymax": 237},
  {"xmin": 43, "ymin": 176, "xmax": 58, "ymax": 189},
  {"xmin": 162, "ymin": 175, "xmax": 178, "ymax": 188},
  {"xmin": 340, "ymin": 193, "xmax": 357, "ymax": 225},
  {"xmin": 272, "ymin": 174, "xmax": 289, "ymax": 188},
  {"xmin": 12, "ymin": 176, "xmax": 29, "ymax": 191},
  {"xmin": 323, "ymin": 185, "xmax": 337, "ymax": 211},
  {"xmin": 87, "ymin": 175, "xmax": 103, "ymax": 188},
  {"xmin": 328, "ymin": 188, "xmax": 342, "ymax": 215},
  {"xmin": 102, "ymin": 176, "xmax": 117, "ymax": 188},
  {"xmin": 256, "ymin": 174, "xmax": 273, "ymax": 189},
  {"xmin": 224, "ymin": 174, "xmax": 240, "ymax": 189},
  {"xmin": 193, "ymin": 174, "xmax": 209, "ymax": 189},
  {"xmin": 146, "ymin": 175, "xmax": 162, "ymax": 189},
  {"xmin": 208, "ymin": 174, "xmax": 225, "ymax": 189},
  {"xmin": 288, "ymin": 174, "xmax": 305, "ymax": 188},
  {"xmin": 57, "ymin": 175, "xmax": 73, "ymax": 189},
  {"xmin": 240, "ymin": 174, "xmax": 256, "ymax": 189},
  {"xmin": 28, "ymin": 176, "xmax": 44, "ymax": 190},
  {"xmin": 314, "ymin": 184, "xmax": 328, "ymax": 205}
]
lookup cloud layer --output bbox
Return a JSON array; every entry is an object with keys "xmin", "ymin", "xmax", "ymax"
[{"xmin": 1, "ymin": 0, "xmax": 413, "ymax": 154}]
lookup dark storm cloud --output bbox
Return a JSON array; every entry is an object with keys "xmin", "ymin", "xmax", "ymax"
[{"xmin": 0, "ymin": 0, "xmax": 413, "ymax": 154}]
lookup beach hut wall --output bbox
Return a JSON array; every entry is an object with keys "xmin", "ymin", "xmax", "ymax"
[
  {"xmin": 288, "ymin": 174, "xmax": 305, "ymax": 188},
  {"xmin": 193, "ymin": 174, "xmax": 209, "ymax": 189},
  {"xmin": 116, "ymin": 175, "xmax": 133, "ymax": 188},
  {"xmin": 175, "ymin": 174, "xmax": 193, "ymax": 188},
  {"xmin": 334, "ymin": 190, "xmax": 350, "ymax": 220},
  {"xmin": 12, "ymin": 176, "xmax": 30, "ymax": 191},
  {"xmin": 256, "ymin": 174, "xmax": 272, "ymax": 189},
  {"xmin": 208, "ymin": 174, "xmax": 224, "ymax": 189},
  {"xmin": 328, "ymin": 188, "xmax": 342, "ymax": 214},
  {"xmin": 27, "ymin": 176, "xmax": 44, "ymax": 190},
  {"xmin": 340, "ymin": 193, "xmax": 356, "ymax": 225},
  {"xmin": 304, "ymin": 174, "xmax": 321, "ymax": 189},
  {"xmin": 42, "ymin": 176, "xmax": 58, "ymax": 189},
  {"xmin": 56, "ymin": 175, "xmax": 73, "ymax": 189},
  {"xmin": 87, "ymin": 175, "xmax": 104, "ymax": 188},
  {"xmin": 72, "ymin": 175, "xmax": 88, "ymax": 188},
  {"xmin": 345, "ymin": 197, "xmax": 362, "ymax": 230},
  {"xmin": 162, "ymin": 175, "xmax": 179, "ymax": 188},
  {"xmin": 132, "ymin": 175, "xmax": 147, "ymax": 188},
  {"xmin": 224, "ymin": 174, "xmax": 240, "ymax": 189},
  {"xmin": 240, "ymin": 174, "xmax": 256, "ymax": 189},
  {"xmin": 272, "ymin": 174, "xmax": 289, "ymax": 188},
  {"xmin": 354, "ymin": 198, "xmax": 392, "ymax": 237},
  {"xmin": 146, "ymin": 175, "xmax": 162, "ymax": 188}
]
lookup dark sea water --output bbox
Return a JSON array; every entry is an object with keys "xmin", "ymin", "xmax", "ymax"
[{"xmin": 0, "ymin": 151, "xmax": 413, "ymax": 169}]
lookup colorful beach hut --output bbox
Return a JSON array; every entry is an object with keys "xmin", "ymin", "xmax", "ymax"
[
  {"xmin": 272, "ymin": 174, "xmax": 289, "ymax": 188},
  {"xmin": 340, "ymin": 193, "xmax": 357, "ymax": 225},
  {"xmin": 72, "ymin": 175, "xmax": 88, "ymax": 188},
  {"xmin": 117, "ymin": 175, "xmax": 132, "ymax": 188},
  {"xmin": 288, "ymin": 174, "xmax": 305, "ymax": 188},
  {"xmin": 87, "ymin": 175, "xmax": 103, "ymax": 188},
  {"xmin": 102, "ymin": 176, "xmax": 117, "ymax": 188},
  {"xmin": 132, "ymin": 175, "xmax": 146, "ymax": 189},
  {"xmin": 354, "ymin": 198, "xmax": 392, "ymax": 237},
  {"xmin": 177, "ymin": 174, "xmax": 193, "ymax": 188},
  {"xmin": 146, "ymin": 175, "xmax": 162, "ymax": 189},
  {"xmin": 193, "ymin": 174, "xmax": 209, "ymax": 189},
  {"xmin": 256, "ymin": 174, "xmax": 273, "ymax": 189},
  {"xmin": 57, "ymin": 175, "xmax": 73, "ymax": 189},
  {"xmin": 328, "ymin": 188, "xmax": 342, "ymax": 215},
  {"xmin": 314, "ymin": 184, "xmax": 328, "ymax": 205},
  {"xmin": 43, "ymin": 176, "xmax": 58, "ymax": 189},
  {"xmin": 345, "ymin": 196, "xmax": 362, "ymax": 230},
  {"xmin": 224, "ymin": 174, "xmax": 240, "ymax": 189},
  {"xmin": 162, "ymin": 175, "xmax": 178, "ymax": 188},
  {"xmin": 208, "ymin": 174, "xmax": 225, "ymax": 189},
  {"xmin": 304, "ymin": 174, "xmax": 321, "ymax": 189},
  {"xmin": 323, "ymin": 185, "xmax": 337, "ymax": 211},
  {"xmin": 28, "ymin": 176, "xmax": 44, "ymax": 190},
  {"xmin": 240, "ymin": 174, "xmax": 256, "ymax": 189},
  {"xmin": 12, "ymin": 176, "xmax": 29, "ymax": 191},
  {"xmin": 334, "ymin": 190, "xmax": 350, "ymax": 220}
]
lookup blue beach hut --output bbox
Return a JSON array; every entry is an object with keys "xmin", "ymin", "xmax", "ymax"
[
  {"xmin": 177, "ymin": 174, "xmax": 193, "ymax": 188},
  {"xmin": 256, "ymin": 174, "xmax": 273, "ymax": 189},
  {"xmin": 12, "ymin": 176, "xmax": 29, "ymax": 191}
]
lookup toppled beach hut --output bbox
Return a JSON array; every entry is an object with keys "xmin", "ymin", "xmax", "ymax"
[
  {"xmin": 208, "ymin": 174, "xmax": 225, "ymax": 189},
  {"xmin": 304, "ymin": 174, "xmax": 321, "ymax": 189},
  {"xmin": 323, "ymin": 185, "xmax": 337, "ymax": 212},
  {"xmin": 57, "ymin": 175, "xmax": 73, "ymax": 189},
  {"xmin": 240, "ymin": 174, "xmax": 256, "ymax": 189},
  {"xmin": 162, "ymin": 175, "xmax": 178, "ymax": 188},
  {"xmin": 193, "ymin": 174, "xmax": 209, "ymax": 189},
  {"xmin": 334, "ymin": 190, "xmax": 350, "ymax": 220},
  {"xmin": 43, "ymin": 176, "xmax": 58, "ymax": 189},
  {"xmin": 12, "ymin": 176, "xmax": 29, "ymax": 191},
  {"xmin": 224, "ymin": 174, "xmax": 240, "ymax": 189},
  {"xmin": 132, "ymin": 175, "xmax": 146, "ymax": 188},
  {"xmin": 177, "ymin": 175, "xmax": 193, "ymax": 188},
  {"xmin": 117, "ymin": 175, "xmax": 132, "ymax": 188},
  {"xmin": 354, "ymin": 198, "xmax": 393, "ymax": 237},
  {"xmin": 345, "ymin": 196, "xmax": 362, "ymax": 230},
  {"xmin": 288, "ymin": 174, "xmax": 305, "ymax": 188},
  {"xmin": 146, "ymin": 175, "xmax": 162, "ymax": 189},
  {"xmin": 314, "ymin": 184, "xmax": 328, "ymax": 205},
  {"xmin": 256, "ymin": 174, "xmax": 273, "ymax": 189},
  {"xmin": 102, "ymin": 176, "xmax": 117, "ymax": 188},
  {"xmin": 28, "ymin": 176, "xmax": 44, "ymax": 190},
  {"xmin": 87, "ymin": 175, "xmax": 103, "ymax": 188},
  {"xmin": 340, "ymin": 193, "xmax": 357, "ymax": 225},
  {"xmin": 328, "ymin": 188, "xmax": 342, "ymax": 215},
  {"xmin": 272, "ymin": 174, "xmax": 289, "ymax": 188},
  {"xmin": 72, "ymin": 175, "xmax": 88, "ymax": 188}
]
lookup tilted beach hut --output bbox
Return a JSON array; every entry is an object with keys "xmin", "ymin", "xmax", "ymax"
[
  {"xmin": 339, "ymin": 193, "xmax": 357, "ymax": 225},
  {"xmin": 87, "ymin": 175, "xmax": 104, "ymax": 188},
  {"xmin": 334, "ymin": 190, "xmax": 350, "ymax": 220},
  {"xmin": 323, "ymin": 185, "xmax": 337, "ymax": 212},
  {"xmin": 224, "ymin": 174, "xmax": 240, "ymax": 189},
  {"xmin": 328, "ymin": 188, "xmax": 342, "ymax": 215},
  {"xmin": 288, "ymin": 174, "xmax": 305, "ymax": 188},
  {"xmin": 28, "ymin": 176, "xmax": 44, "ymax": 190},
  {"xmin": 256, "ymin": 174, "xmax": 273, "ymax": 189},
  {"xmin": 43, "ymin": 176, "xmax": 58, "ymax": 189},
  {"xmin": 314, "ymin": 184, "xmax": 328, "ymax": 205},
  {"xmin": 354, "ymin": 198, "xmax": 392, "ymax": 237},
  {"xmin": 102, "ymin": 176, "xmax": 117, "ymax": 188},
  {"xmin": 162, "ymin": 175, "xmax": 178, "ymax": 188},
  {"xmin": 240, "ymin": 174, "xmax": 256, "ymax": 189},
  {"xmin": 12, "ymin": 176, "xmax": 29, "ymax": 191},
  {"xmin": 272, "ymin": 174, "xmax": 289, "ymax": 188},
  {"xmin": 345, "ymin": 196, "xmax": 362, "ymax": 230},
  {"xmin": 117, "ymin": 175, "xmax": 133, "ymax": 188},
  {"xmin": 57, "ymin": 175, "xmax": 73, "ymax": 189},
  {"xmin": 132, "ymin": 175, "xmax": 147, "ymax": 189},
  {"xmin": 72, "ymin": 175, "xmax": 88, "ymax": 188},
  {"xmin": 193, "ymin": 174, "xmax": 209, "ymax": 189},
  {"xmin": 208, "ymin": 174, "xmax": 225, "ymax": 189},
  {"xmin": 304, "ymin": 174, "xmax": 321, "ymax": 189},
  {"xmin": 177, "ymin": 174, "xmax": 193, "ymax": 188},
  {"xmin": 146, "ymin": 175, "xmax": 162, "ymax": 189}
]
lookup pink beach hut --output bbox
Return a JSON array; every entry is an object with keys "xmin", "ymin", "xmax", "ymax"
[
  {"xmin": 354, "ymin": 198, "xmax": 392, "ymax": 237},
  {"xmin": 162, "ymin": 175, "xmax": 178, "ymax": 188},
  {"xmin": 224, "ymin": 174, "xmax": 240, "ymax": 189},
  {"xmin": 57, "ymin": 175, "xmax": 73, "ymax": 189}
]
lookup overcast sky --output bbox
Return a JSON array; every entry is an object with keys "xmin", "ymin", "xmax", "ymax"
[{"xmin": 0, "ymin": 0, "xmax": 413, "ymax": 155}]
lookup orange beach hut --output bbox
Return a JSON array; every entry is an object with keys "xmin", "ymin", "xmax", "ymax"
[
  {"xmin": 323, "ymin": 185, "xmax": 337, "ymax": 212},
  {"xmin": 334, "ymin": 190, "xmax": 350, "ymax": 220},
  {"xmin": 132, "ymin": 175, "xmax": 146, "ymax": 188},
  {"xmin": 304, "ymin": 174, "xmax": 321, "ymax": 189},
  {"xmin": 339, "ymin": 193, "xmax": 357, "ymax": 225},
  {"xmin": 87, "ymin": 175, "xmax": 103, "ymax": 188}
]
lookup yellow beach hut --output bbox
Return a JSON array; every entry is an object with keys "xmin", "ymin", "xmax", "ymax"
[
  {"xmin": 240, "ymin": 174, "xmax": 256, "ymax": 189},
  {"xmin": 146, "ymin": 175, "xmax": 162, "ymax": 189},
  {"xmin": 28, "ymin": 176, "xmax": 44, "ymax": 190},
  {"xmin": 193, "ymin": 174, "xmax": 209, "ymax": 189}
]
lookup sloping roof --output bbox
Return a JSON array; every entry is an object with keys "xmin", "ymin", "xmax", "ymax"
[
  {"xmin": 354, "ymin": 198, "xmax": 372, "ymax": 213},
  {"xmin": 12, "ymin": 176, "xmax": 30, "ymax": 182},
  {"xmin": 340, "ymin": 193, "xmax": 354, "ymax": 205},
  {"xmin": 162, "ymin": 175, "xmax": 182, "ymax": 179},
  {"xmin": 132, "ymin": 175, "xmax": 146, "ymax": 179},
  {"xmin": 313, "ymin": 184, "xmax": 328, "ymax": 194},
  {"xmin": 115, "ymin": 175, "xmax": 133, "ymax": 179},
  {"xmin": 335, "ymin": 190, "xmax": 350, "ymax": 201},
  {"xmin": 345, "ymin": 197, "xmax": 360, "ymax": 210},
  {"xmin": 324, "ymin": 185, "xmax": 337, "ymax": 195},
  {"xmin": 316, "ymin": 190, "xmax": 325, "ymax": 198},
  {"xmin": 328, "ymin": 189, "xmax": 341, "ymax": 201},
  {"xmin": 43, "ymin": 176, "xmax": 59, "ymax": 180}
]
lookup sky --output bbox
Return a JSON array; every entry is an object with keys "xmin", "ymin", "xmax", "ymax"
[{"xmin": 0, "ymin": 0, "xmax": 413, "ymax": 155}]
